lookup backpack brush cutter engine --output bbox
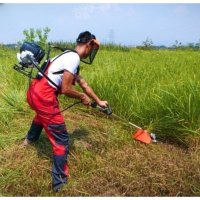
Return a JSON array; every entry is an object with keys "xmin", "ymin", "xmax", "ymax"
[{"xmin": 13, "ymin": 41, "xmax": 50, "ymax": 79}]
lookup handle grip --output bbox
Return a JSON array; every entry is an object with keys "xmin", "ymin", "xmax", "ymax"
[{"xmin": 91, "ymin": 102, "xmax": 112, "ymax": 115}]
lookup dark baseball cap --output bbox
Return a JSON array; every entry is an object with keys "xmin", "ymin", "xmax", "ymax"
[{"xmin": 76, "ymin": 31, "xmax": 96, "ymax": 44}]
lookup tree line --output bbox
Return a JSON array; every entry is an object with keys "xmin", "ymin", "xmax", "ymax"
[{"xmin": 1, "ymin": 27, "xmax": 200, "ymax": 51}]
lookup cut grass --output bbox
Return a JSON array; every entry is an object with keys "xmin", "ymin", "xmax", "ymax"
[{"xmin": 0, "ymin": 109, "xmax": 200, "ymax": 196}]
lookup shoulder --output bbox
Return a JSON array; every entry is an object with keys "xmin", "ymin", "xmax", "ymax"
[
  {"xmin": 62, "ymin": 51, "xmax": 80, "ymax": 62},
  {"xmin": 51, "ymin": 50, "xmax": 80, "ymax": 63}
]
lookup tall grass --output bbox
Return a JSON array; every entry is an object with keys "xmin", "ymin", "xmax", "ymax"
[
  {"xmin": 0, "ymin": 47, "xmax": 31, "ymax": 147},
  {"xmin": 81, "ymin": 49, "xmax": 200, "ymax": 143},
  {"xmin": 0, "ymin": 46, "xmax": 200, "ymax": 144}
]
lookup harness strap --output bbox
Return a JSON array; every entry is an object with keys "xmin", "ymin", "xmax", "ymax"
[{"xmin": 36, "ymin": 49, "xmax": 80, "ymax": 89}]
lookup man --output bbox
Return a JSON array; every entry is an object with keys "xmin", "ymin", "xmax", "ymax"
[{"xmin": 23, "ymin": 31, "xmax": 108, "ymax": 192}]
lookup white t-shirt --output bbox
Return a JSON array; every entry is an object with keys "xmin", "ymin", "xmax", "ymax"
[{"xmin": 47, "ymin": 50, "xmax": 80, "ymax": 88}]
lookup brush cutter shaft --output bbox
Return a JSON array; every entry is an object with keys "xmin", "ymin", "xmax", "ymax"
[
  {"xmin": 128, "ymin": 122, "xmax": 142, "ymax": 129},
  {"xmin": 111, "ymin": 113, "xmax": 142, "ymax": 129}
]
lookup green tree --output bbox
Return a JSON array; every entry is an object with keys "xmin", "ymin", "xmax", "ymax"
[
  {"xmin": 173, "ymin": 40, "xmax": 182, "ymax": 49},
  {"xmin": 36, "ymin": 27, "xmax": 51, "ymax": 47},
  {"xmin": 22, "ymin": 27, "xmax": 51, "ymax": 49},
  {"xmin": 142, "ymin": 37, "xmax": 154, "ymax": 49},
  {"xmin": 195, "ymin": 39, "xmax": 200, "ymax": 50},
  {"xmin": 187, "ymin": 43, "xmax": 194, "ymax": 48},
  {"xmin": 23, "ymin": 28, "xmax": 37, "ymax": 42}
]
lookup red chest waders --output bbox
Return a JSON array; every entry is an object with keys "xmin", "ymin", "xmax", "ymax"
[{"xmin": 26, "ymin": 62, "xmax": 69, "ymax": 191}]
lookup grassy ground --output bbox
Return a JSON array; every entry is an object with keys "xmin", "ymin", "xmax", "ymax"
[
  {"xmin": 0, "ymin": 47, "xmax": 200, "ymax": 196},
  {"xmin": 0, "ymin": 107, "xmax": 200, "ymax": 196}
]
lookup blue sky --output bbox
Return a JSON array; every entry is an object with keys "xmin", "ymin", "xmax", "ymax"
[{"xmin": 0, "ymin": 3, "xmax": 200, "ymax": 46}]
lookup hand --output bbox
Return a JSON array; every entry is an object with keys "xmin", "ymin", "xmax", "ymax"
[
  {"xmin": 80, "ymin": 93, "xmax": 91, "ymax": 106},
  {"xmin": 97, "ymin": 100, "xmax": 108, "ymax": 108},
  {"xmin": 91, "ymin": 39, "xmax": 100, "ymax": 49}
]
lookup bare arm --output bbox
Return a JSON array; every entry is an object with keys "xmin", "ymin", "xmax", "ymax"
[
  {"xmin": 77, "ymin": 76, "xmax": 108, "ymax": 107},
  {"xmin": 61, "ymin": 70, "xmax": 90, "ymax": 105}
]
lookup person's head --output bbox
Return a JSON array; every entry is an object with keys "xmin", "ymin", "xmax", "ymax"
[{"xmin": 75, "ymin": 31, "xmax": 100, "ymax": 64}]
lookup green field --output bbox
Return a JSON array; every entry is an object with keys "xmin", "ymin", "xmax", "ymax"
[
  {"xmin": 0, "ymin": 46, "xmax": 200, "ymax": 196},
  {"xmin": 84, "ymin": 48, "xmax": 200, "ymax": 142}
]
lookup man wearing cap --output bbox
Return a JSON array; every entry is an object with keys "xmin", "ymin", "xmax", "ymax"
[{"xmin": 23, "ymin": 31, "xmax": 108, "ymax": 192}]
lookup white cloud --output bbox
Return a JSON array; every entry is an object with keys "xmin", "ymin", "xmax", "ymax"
[
  {"xmin": 72, "ymin": 4, "xmax": 112, "ymax": 20},
  {"xmin": 174, "ymin": 5, "xmax": 189, "ymax": 16}
]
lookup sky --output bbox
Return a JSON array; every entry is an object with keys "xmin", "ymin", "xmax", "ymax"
[{"xmin": 0, "ymin": 3, "xmax": 200, "ymax": 46}]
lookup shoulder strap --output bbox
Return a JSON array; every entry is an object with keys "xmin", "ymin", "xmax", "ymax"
[
  {"xmin": 35, "ymin": 49, "xmax": 80, "ymax": 90},
  {"xmin": 51, "ymin": 49, "xmax": 80, "ymax": 75},
  {"xmin": 51, "ymin": 49, "xmax": 78, "ymax": 62},
  {"xmin": 52, "ymin": 66, "xmax": 80, "ymax": 75}
]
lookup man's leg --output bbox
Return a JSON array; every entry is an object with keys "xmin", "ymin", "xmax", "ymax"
[
  {"xmin": 41, "ymin": 114, "xmax": 69, "ymax": 192},
  {"xmin": 24, "ymin": 115, "xmax": 43, "ymax": 145},
  {"xmin": 47, "ymin": 123, "xmax": 69, "ymax": 191}
]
